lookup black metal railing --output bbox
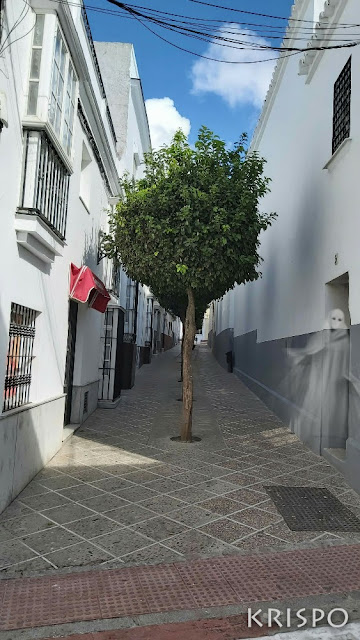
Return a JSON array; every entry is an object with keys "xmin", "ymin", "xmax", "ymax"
[
  {"xmin": 106, "ymin": 105, "xmax": 117, "ymax": 146},
  {"xmin": 99, "ymin": 308, "xmax": 115, "ymax": 400},
  {"xmin": 78, "ymin": 101, "xmax": 112, "ymax": 196},
  {"xmin": 81, "ymin": 2, "xmax": 117, "ymax": 148},
  {"xmin": 110, "ymin": 263, "xmax": 120, "ymax": 297},
  {"xmin": 19, "ymin": 130, "xmax": 70, "ymax": 240},
  {"xmin": 81, "ymin": 3, "xmax": 106, "ymax": 99},
  {"xmin": 3, "ymin": 303, "xmax": 36, "ymax": 412}
]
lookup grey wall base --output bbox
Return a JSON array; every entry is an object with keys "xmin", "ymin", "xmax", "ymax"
[
  {"xmin": 212, "ymin": 328, "xmax": 233, "ymax": 371},
  {"xmin": 213, "ymin": 326, "xmax": 360, "ymax": 495},
  {"xmin": 98, "ymin": 396, "xmax": 122, "ymax": 409},
  {"xmin": 0, "ymin": 395, "xmax": 65, "ymax": 514},
  {"xmin": 71, "ymin": 380, "xmax": 99, "ymax": 425}
]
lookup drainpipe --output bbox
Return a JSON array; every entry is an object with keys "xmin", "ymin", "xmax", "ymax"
[{"xmin": 133, "ymin": 282, "xmax": 139, "ymax": 343}]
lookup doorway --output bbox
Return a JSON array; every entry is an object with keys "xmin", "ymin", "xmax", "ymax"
[
  {"xmin": 321, "ymin": 273, "xmax": 350, "ymax": 451},
  {"xmin": 64, "ymin": 300, "xmax": 78, "ymax": 425}
]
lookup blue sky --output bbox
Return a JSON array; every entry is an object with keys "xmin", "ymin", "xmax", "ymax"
[{"xmin": 89, "ymin": 0, "xmax": 295, "ymax": 148}]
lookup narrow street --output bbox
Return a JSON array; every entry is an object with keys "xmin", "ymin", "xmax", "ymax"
[{"xmin": 1, "ymin": 346, "xmax": 360, "ymax": 638}]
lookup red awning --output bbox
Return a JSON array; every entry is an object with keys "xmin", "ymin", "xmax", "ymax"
[{"xmin": 70, "ymin": 263, "xmax": 111, "ymax": 313}]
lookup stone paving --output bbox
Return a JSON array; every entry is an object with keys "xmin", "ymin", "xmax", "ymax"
[{"xmin": 1, "ymin": 345, "xmax": 360, "ymax": 578}]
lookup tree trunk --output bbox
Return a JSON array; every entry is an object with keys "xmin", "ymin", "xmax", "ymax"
[
  {"xmin": 181, "ymin": 288, "xmax": 196, "ymax": 441},
  {"xmin": 180, "ymin": 324, "xmax": 185, "ymax": 382}
]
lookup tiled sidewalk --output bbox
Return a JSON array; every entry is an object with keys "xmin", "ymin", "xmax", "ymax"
[
  {"xmin": 1, "ymin": 346, "xmax": 360, "ymax": 578},
  {"xmin": 1, "ymin": 544, "xmax": 360, "ymax": 631}
]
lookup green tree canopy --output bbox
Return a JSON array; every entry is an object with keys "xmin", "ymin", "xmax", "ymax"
[{"xmin": 104, "ymin": 126, "xmax": 275, "ymax": 440}]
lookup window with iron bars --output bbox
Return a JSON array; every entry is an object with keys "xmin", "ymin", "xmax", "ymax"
[
  {"xmin": 332, "ymin": 57, "xmax": 351, "ymax": 155},
  {"xmin": 19, "ymin": 130, "xmax": 70, "ymax": 240},
  {"xmin": 3, "ymin": 303, "xmax": 37, "ymax": 412}
]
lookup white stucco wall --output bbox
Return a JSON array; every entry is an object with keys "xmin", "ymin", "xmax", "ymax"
[
  {"xmin": 215, "ymin": 0, "xmax": 360, "ymax": 344},
  {"xmin": 0, "ymin": 0, "xmax": 125, "ymax": 510}
]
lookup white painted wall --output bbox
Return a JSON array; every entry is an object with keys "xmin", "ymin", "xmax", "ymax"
[
  {"xmin": 215, "ymin": 0, "xmax": 360, "ymax": 344},
  {"xmin": 0, "ymin": 0, "xmax": 146, "ymax": 510}
]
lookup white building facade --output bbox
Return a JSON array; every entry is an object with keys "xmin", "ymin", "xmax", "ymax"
[
  {"xmin": 211, "ymin": 0, "xmax": 360, "ymax": 493},
  {"xmin": 0, "ymin": 0, "xmax": 178, "ymax": 513}
]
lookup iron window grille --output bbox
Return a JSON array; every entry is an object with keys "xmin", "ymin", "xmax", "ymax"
[
  {"xmin": 332, "ymin": 56, "xmax": 351, "ymax": 155},
  {"xmin": 19, "ymin": 130, "xmax": 70, "ymax": 240},
  {"xmin": 3, "ymin": 303, "xmax": 36, "ymax": 412},
  {"xmin": 110, "ymin": 262, "xmax": 120, "ymax": 298}
]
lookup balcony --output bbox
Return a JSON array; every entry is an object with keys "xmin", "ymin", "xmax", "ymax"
[{"xmin": 16, "ymin": 130, "xmax": 70, "ymax": 263}]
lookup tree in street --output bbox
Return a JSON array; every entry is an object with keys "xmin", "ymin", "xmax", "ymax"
[{"xmin": 103, "ymin": 127, "xmax": 275, "ymax": 441}]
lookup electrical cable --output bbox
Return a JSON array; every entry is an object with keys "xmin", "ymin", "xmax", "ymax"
[
  {"xmin": 0, "ymin": 0, "xmax": 30, "ymax": 55},
  {"xmin": 106, "ymin": 0, "xmax": 360, "ymax": 58}
]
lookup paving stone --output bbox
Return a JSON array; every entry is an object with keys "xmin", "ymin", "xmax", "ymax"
[
  {"xmin": 121, "ymin": 543, "xmax": 184, "ymax": 567},
  {"xmin": 0, "ymin": 512, "xmax": 56, "ymax": 540},
  {"xmin": 130, "ymin": 515, "xmax": 189, "ymax": 542},
  {"xmin": 34, "ymin": 468, "xmax": 64, "ymax": 481},
  {"xmin": 21, "ymin": 526, "xmax": 82, "ymax": 554},
  {"xmin": 89, "ymin": 477, "xmax": 136, "ymax": 493},
  {"xmin": 80, "ymin": 494, "xmax": 131, "ymax": 513},
  {"xmin": 218, "ymin": 458, "xmax": 259, "ymax": 472},
  {"xmin": 233, "ymin": 530, "xmax": 290, "ymax": 552},
  {"xmin": 65, "ymin": 515, "xmax": 125, "ymax": 539},
  {"xmin": 225, "ymin": 487, "xmax": 269, "ymax": 506},
  {"xmin": 198, "ymin": 496, "xmax": 246, "ymax": 516},
  {"xmin": 0, "ymin": 540, "xmax": 37, "ymax": 568},
  {"xmin": 44, "ymin": 541, "xmax": 114, "ymax": 568},
  {"xmin": 222, "ymin": 472, "xmax": 262, "ymax": 487},
  {"xmin": 37, "ymin": 475, "xmax": 85, "ymax": 491},
  {"xmin": 89, "ymin": 464, "xmax": 138, "ymax": 477},
  {"xmin": 167, "ymin": 486, "xmax": 217, "ymax": 504},
  {"xmin": 146, "ymin": 464, "xmax": 185, "ymax": 477},
  {"xmin": 199, "ymin": 518, "xmax": 256, "ymax": 543},
  {"xmin": 139, "ymin": 494, "xmax": 186, "ymax": 515},
  {"xmin": 41, "ymin": 503, "xmax": 95, "ymax": 524},
  {"xmin": 164, "ymin": 529, "xmax": 240, "ymax": 559},
  {"xmin": 0, "ymin": 501, "xmax": 33, "ymax": 523},
  {"xmin": 170, "ymin": 504, "xmax": 220, "ymax": 528},
  {"xmin": 195, "ymin": 479, "xmax": 239, "ymax": 495},
  {"xmin": 105, "ymin": 504, "xmax": 156, "ymax": 526},
  {"xmin": 113, "ymin": 485, "xmax": 160, "ymax": 503},
  {"xmin": 19, "ymin": 492, "xmax": 72, "ymax": 511},
  {"xmin": 264, "ymin": 521, "xmax": 320, "ymax": 543},
  {"xmin": 230, "ymin": 506, "xmax": 282, "ymax": 529},
  {"xmin": 0, "ymin": 556, "xmax": 54, "ymax": 577},
  {"xmin": 17, "ymin": 482, "xmax": 50, "ymax": 498},
  {"xmin": 94, "ymin": 528, "xmax": 154, "ymax": 556},
  {"xmin": 144, "ymin": 477, "xmax": 189, "ymax": 494},
  {"xmin": 121, "ymin": 470, "xmax": 163, "ymax": 484},
  {"xmin": 58, "ymin": 484, "xmax": 106, "ymax": 501},
  {"xmin": 173, "ymin": 470, "xmax": 214, "ymax": 487}
]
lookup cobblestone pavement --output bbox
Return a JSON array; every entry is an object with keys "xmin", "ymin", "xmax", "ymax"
[{"xmin": 1, "ymin": 345, "xmax": 360, "ymax": 579}]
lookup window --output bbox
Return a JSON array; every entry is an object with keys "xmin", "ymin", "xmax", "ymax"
[
  {"xmin": 19, "ymin": 130, "xmax": 70, "ymax": 239},
  {"xmin": 3, "ymin": 304, "xmax": 37, "ymax": 412},
  {"xmin": 27, "ymin": 14, "xmax": 45, "ymax": 116},
  {"xmin": 49, "ymin": 28, "xmax": 76, "ymax": 155},
  {"xmin": 332, "ymin": 57, "xmax": 351, "ymax": 155}
]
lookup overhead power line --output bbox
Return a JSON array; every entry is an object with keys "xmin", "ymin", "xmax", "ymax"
[{"xmin": 105, "ymin": 0, "xmax": 360, "ymax": 62}]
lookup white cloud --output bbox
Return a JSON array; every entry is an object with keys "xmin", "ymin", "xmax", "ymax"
[
  {"xmin": 190, "ymin": 24, "xmax": 277, "ymax": 109},
  {"xmin": 145, "ymin": 97, "xmax": 191, "ymax": 150}
]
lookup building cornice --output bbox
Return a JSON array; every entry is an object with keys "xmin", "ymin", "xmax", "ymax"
[
  {"xmin": 250, "ymin": 0, "xmax": 346, "ymax": 152},
  {"xmin": 130, "ymin": 77, "xmax": 152, "ymax": 153}
]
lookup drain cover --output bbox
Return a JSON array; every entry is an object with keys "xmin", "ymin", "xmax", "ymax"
[{"xmin": 264, "ymin": 486, "xmax": 360, "ymax": 531}]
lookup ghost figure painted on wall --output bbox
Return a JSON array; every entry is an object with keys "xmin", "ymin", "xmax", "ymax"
[{"xmin": 286, "ymin": 309, "xmax": 349, "ymax": 453}]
